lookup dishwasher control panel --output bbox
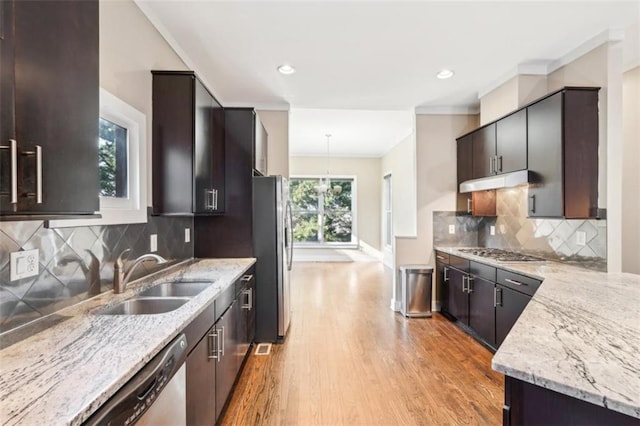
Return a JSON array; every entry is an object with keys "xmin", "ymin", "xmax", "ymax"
[{"xmin": 83, "ymin": 334, "xmax": 188, "ymax": 426}]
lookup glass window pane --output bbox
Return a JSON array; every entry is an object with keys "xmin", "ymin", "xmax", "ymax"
[
  {"xmin": 292, "ymin": 212, "xmax": 319, "ymax": 242},
  {"xmin": 324, "ymin": 180, "xmax": 352, "ymax": 211},
  {"xmin": 290, "ymin": 179, "xmax": 319, "ymax": 211},
  {"xmin": 324, "ymin": 211, "xmax": 352, "ymax": 242},
  {"xmin": 99, "ymin": 118, "xmax": 128, "ymax": 198}
]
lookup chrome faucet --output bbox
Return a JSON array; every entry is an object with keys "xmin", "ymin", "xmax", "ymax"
[{"xmin": 113, "ymin": 249, "xmax": 168, "ymax": 294}]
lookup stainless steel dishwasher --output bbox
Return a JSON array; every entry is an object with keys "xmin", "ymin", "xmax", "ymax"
[{"xmin": 84, "ymin": 334, "xmax": 188, "ymax": 426}]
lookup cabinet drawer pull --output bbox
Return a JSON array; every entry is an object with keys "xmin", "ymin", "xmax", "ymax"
[
  {"xmin": 208, "ymin": 329, "xmax": 218, "ymax": 360},
  {"xmin": 241, "ymin": 288, "xmax": 252, "ymax": 310},
  {"xmin": 436, "ymin": 255, "xmax": 446, "ymax": 261},
  {"xmin": 497, "ymin": 288, "xmax": 503, "ymax": 307},
  {"xmin": 220, "ymin": 326, "xmax": 225, "ymax": 357},
  {"xmin": 505, "ymin": 278, "xmax": 526, "ymax": 286},
  {"xmin": 0, "ymin": 140, "xmax": 18, "ymax": 203},
  {"xmin": 467, "ymin": 276, "xmax": 474, "ymax": 293},
  {"xmin": 493, "ymin": 287, "xmax": 498, "ymax": 307},
  {"xmin": 529, "ymin": 194, "xmax": 536, "ymax": 214},
  {"xmin": 462, "ymin": 275, "xmax": 467, "ymax": 292},
  {"xmin": 466, "ymin": 198, "xmax": 472, "ymax": 213},
  {"xmin": 443, "ymin": 267, "xmax": 449, "ymax": 282},
  {"xmin": 213, "ymin": 188, "xmax": 218, "ymax": 210},
  {"xmin": 241, "ymin": 274, "xmax": 253, "ymax": 282},
  {"xmin": 205, "ymin": 189, "xmax": 214, "ymax": 210},
  {"xmin": 497, "ymin": 155, "xmax": 503, "ymax": 173}
]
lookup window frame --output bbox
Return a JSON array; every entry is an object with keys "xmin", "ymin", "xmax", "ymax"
[
  {"xmin": 290, "ymin": 174, "xmax": 357, "ymax": 248},
  {"xmin": 48, "ymin": 88, "xmax": 147, "ymax": 227}
]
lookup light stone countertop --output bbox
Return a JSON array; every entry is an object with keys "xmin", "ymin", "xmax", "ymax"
[
  {"xmin": 0, "ymin": 258, "xmax": 255, "ymax": 426},
  {"xmin": 435, "ymin": 247, "xmax": 640, "ymax": 419}
]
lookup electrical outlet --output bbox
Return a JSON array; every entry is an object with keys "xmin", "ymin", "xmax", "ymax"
[
  {"xmin": 576, "ymin": 231, "xmax": 587, "ymax": 247},
  {"xmin": 448, "ymin": 225, "xmax": 455, "ymax": 234},
  {"xmin": 184, "ymin": 228, "xmax": 191, "ymax": 243},
  {"xmin": 10, "ymin": 249, "xmax": 39, "ymax": 281},
  {"xmin": 490, "ymin": 226, "xmax": 496, "ymax": 236},
  {"xmin": 150, "ymin": 234, "xmax": 158, "ymax": 252}
]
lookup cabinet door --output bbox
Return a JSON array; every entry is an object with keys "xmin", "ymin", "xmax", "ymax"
[
  {"xmin": 0, "ymin": 1, "xmax": 15, "ymax": 212},
  {"xmin": 496, "ymin": 285, "xmax": 531, "ymax": 347},
  {"xmin": 472, "ymin": 124, "xmax": 496, "ymax": 179},
  {"xmin": 193, "ymin": 79, "xmax": 214, "ymax": 214},
  {"xmin": 496, "ymin": 109, "xmax": 527, "ymax": 174},
  {"xmin": 236, "ymin": 286, "xmax": 248, "ymax": 370},
  {"xmin": 446, "ymin": 268, "xmax": 469, "ymax": 325},
  {"xmin": 527, "ymin": 92, "xmax": 563, "ymax": 217},
  {"xmin": 186, "ymin": 329, "xmax": 216, "ymax": 426},
  {"xmin": 456, "ymin": 135, "xmax": 473, "ymax": 213},
  {"xmin": 435, "ymin": 261, "xmax": 448, "ymax": 313},
  {"xmin": 215, "ymin": 303, "xmax": 237, "ymax": 419},
  {"xmin": 468, "ymin": 276, "xmax": 496, "ymax": 347},
  {"xmin": 12, "ymin": 0, "xmax": 98, "ymax": 214},
  {"xmin": 254, "ymin": 115, "xmax": 268, "ymax": 176}
]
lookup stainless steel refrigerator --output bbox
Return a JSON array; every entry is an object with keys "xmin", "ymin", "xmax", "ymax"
[{"xmin": 253, "ymin": 175, "xmax": 293, "ymax": 342}]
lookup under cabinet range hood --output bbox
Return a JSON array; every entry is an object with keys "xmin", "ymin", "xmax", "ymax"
[{"xmin": 459, "ymin": 170, "xmax": 532, "ymax": 193}]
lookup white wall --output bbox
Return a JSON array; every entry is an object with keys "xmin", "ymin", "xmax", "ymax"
[
  {"xmin": 100, "ymin": 1, "xmax": 188, "ymax": 206},
  {"xmin": 622, "ymin": 66, "xmax": 640, "ymax": 274},
  {"xmin": 290, "ymin": 156, "xmax": 382, "ymax": 251},
  {"xmin": 381, "ymin": 132, "xmax": 417, "ymax": 239},
  {"xmin": 257, "ymin": 110, "xmax": 290, "ymax": 178}
]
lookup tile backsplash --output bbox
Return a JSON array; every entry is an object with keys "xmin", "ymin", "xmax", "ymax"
[
  {"xmin": 0, "ymin": 209, "xmax": 193, "ymax": 334},
  {"xmin": 434, "ymin": 186, "xmax": 607, "ymax": 271}
]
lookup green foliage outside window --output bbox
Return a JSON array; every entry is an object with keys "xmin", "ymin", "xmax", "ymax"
[{"xmin": 290, "ymin": 178, "xmax": 353, "ymax": 243}]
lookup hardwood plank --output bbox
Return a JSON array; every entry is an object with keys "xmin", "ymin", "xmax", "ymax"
[{"xmin": 222, "ymin": 262, "xmax": 503, "ymax": 425}]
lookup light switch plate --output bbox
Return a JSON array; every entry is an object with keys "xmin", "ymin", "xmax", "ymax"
[
  {"xmin": 10, "ymin": 249, "xmax": 39, "ymax": 281},
  {"xmin": 184, "ymin": 228, "xmax": 191, "ymax": 243},
  {"xmin": 150, "ymin": 234, "xmax": 158, "ymax": 252},
  {"xmin": 448, "ymin": 225, "xmax": 455, "ymax": 234},
  {"xmin": 490, "ymin": 226, "xmax": 496, "ymax": 236},
  {"xmin": 576, "ymin": 231, "xmax": 587, "ymax": 247}
]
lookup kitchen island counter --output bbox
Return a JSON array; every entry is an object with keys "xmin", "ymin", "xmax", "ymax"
[
  {"xmin": 435, "ymin": 247, "xmax": 640, "ymax": 420},
  {"xmin": 0, "ymin": 258, "xmax": 255, "ymax": 426}
]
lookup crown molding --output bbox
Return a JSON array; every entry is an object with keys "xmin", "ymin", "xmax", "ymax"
[
  {"xmin": 415, "ymin": 105, "xmax": 480, "ymax": 115},
  {"xmin": 225, "ymin": 102, "xmax": 291, "ymax": 111}
]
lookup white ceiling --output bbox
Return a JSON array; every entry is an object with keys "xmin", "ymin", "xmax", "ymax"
[{"xmin": 136, "ymin": 0, "xmax": 640, "ymax": 156}]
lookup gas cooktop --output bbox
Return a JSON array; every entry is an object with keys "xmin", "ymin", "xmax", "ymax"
[{"xmin": 458, "ymin": 248, "xmax": 546, "ymax": 262}]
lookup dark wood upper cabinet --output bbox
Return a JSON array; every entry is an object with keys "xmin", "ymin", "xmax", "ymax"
[
  {"xmin": 1, "ymin": 0, "xmax": 99, "ymax": 216},
  {"xmin": 456, "ymin": 134, "xmax": 473, "ymax": 213},
  {"xmin": 472, "ymin": 123, "xmax": 496, "ymax": 179},
  {"xmin": 496, "ymin": 109, "xmax": 527, "ymax": 174},
  {"xmin": 152, "ymin": 71, "xmax": 225, "ymax": 215},
  {"xmin": 527, "ymin": 88, "xmax": 599, "ymax": 218},
  {"xmin": 254, "ymin": 116, "xmax": 268, "ymax": 176}
]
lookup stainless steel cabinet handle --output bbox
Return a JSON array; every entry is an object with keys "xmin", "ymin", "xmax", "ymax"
[
  {"xmin": 529, "ymin": 194, "xmax": 536, "ymax": 213},
  {"xmin": 436, "ymin": 255, "xmax": 446, "ymax": 261},
  {"xmin": 213, "ymin": 189, "xmax": 218, "ymax": 210},
  {"xmin": 494, "ymin": 287, "xmax": 498, "ymax": 307},
  {"xmin": 497, "ymin": 155, "xmax": 503, "ymax": 173},
  {"xmin": 35, "ymin": 145, "xmax": 42, "ymax": 204},
  {"xmin": 462, "ymin": 275, "xmax": 467, "ymax": 292},
  {"xmin": 505, "ymin": 278, "xmax": 526, "ymax": 286},
  {"xmin": 467, "ymin": 276, "xmax": 474, "ymax": 293},
  {"xmin": 443, "ymin": 266, "xmax": 449, "ymax": 282},
  {"xmin": 220, "ymin": 325, "xmax": 225, "ymax": 357},
  {"xmin": 0, "ymin": 140, "xmax": 18, "ymax": 203},
  {"xmin": 489, "ymin": 156, "xmax": 494, "ymax": 174},
  {"xmin": 241, "ymin": 289, "xmax": 251, "ymax": 309},
  {"xmin": 248, "ymin": 288, "xmax": 253, "ymax": 310},
  {"xmin": 466, "ymin": 198, "xmax": 472, "ymax": 214},
  {"xmin": 498, "ymin": 288, "xmax": 503, "ymax": 306},
  {"xmin": 207, "ymin": 328, "xmax": 218, "ymax": 360},
  {"xmin": 241, "ymin": 274, "xmax": 253, "ymax": 282}
]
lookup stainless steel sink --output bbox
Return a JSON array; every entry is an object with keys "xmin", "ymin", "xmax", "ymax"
[
  {"xmin": 99, "ymin": 297, "xmax": 190, "ymax": 315},
  {"xmin": 137, "ymin": 281, "xmax": 212, "ymax": 298}
]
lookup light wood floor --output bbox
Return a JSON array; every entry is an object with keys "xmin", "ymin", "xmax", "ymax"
[{"xmin": 222, "ymin": 262, "xmax": 503, "ymax": 425}]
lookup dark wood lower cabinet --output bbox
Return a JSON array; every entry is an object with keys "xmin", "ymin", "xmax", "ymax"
[
  {"xmin": 504, "ymin": 376, "xmax": 638, "ymax": 425},
  {"xmin": 186, "ymin": 330, "xmax": 217, "ymax": 426},
  {"xmin": 215, "ymin": 302, "xmax": 238, "ymax": 420},
  {"xmin": 495, "ymin": 285, "xmax": 531, "ymax": 347},
  {"xmin": 468, "ymin": 276, "xmax": 496, "ymax": 347},
  {"xmin": 446, "ymin": 267, "xmax": 469, "ymax": 325}
]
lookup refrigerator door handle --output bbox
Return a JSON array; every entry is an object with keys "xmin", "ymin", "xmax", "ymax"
[{"xmin": 285, "ymin": 200, "xmax": 293, "ymax": 271}]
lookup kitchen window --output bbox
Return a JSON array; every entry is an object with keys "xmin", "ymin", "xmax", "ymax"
[
  {"xmin": 290, "ymin": 176, "xmax": 356, "ymax": 246},
  {"xmin": 48, "ymin": 89, "xmax": 147, "ymax": 227}
]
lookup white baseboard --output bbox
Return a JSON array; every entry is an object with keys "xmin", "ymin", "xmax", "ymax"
[
  {"xmin": 359, "ymin": 240, "xmax": 383, "ymax": 260},
  {"xmin": 390, "ymin": 299, "xmax": 401, "ymax": 312}
]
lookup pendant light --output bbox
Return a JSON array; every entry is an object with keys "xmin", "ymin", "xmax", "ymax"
[{"xmin": 314, "ymin": 134, "xmax": 342, "ymax": 195}]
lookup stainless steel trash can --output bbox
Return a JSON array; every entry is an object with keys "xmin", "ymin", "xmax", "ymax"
[{"xmin": 399, "ymin": 265, "xmax": 433, "ymax": 318}]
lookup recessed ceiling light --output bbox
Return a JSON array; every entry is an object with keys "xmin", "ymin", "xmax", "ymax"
[
  {"xmin": 277, "ymin": 64, "xmax": 296, "ymax": 75},
  {"xmin": 436, "ymin": 69, "xmax": 455, "ymax": 79}
]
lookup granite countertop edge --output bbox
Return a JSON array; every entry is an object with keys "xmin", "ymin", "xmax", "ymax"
[
  {"xmin": 434, "ymin": 246, "xmax": 640, "ymax": 419},
  {"xmin": 0, "ymin": 257, "xmax": 256, "ymax": 426}
]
